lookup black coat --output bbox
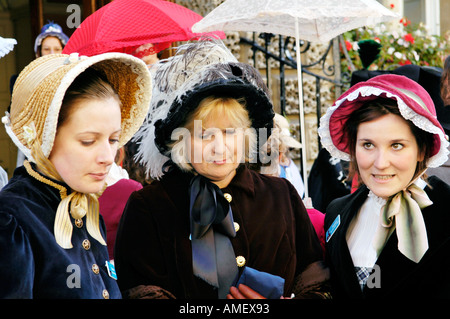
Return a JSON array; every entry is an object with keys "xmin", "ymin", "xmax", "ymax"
[
  {"xmin": 0, "ymin": 164, "xmax": 121, "ymax": 299},
  {"xmin": 324, "ymin": 176, "xmax": 450, "ymax": 298},
  {"xmin": 115, "ymin": 165, "xmax": 328, "ymax": 299}
]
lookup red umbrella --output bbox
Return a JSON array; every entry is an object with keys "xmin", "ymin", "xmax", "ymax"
[{"xmin": 63, "ymin": 0, "xmax": 225, "ymax": 57}]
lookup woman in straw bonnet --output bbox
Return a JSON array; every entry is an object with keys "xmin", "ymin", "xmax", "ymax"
[
  {"xmin": 0, "ymin": 52, "xmax": 151, "ymax": 298},
  {"xmin": 114, "ymin": 39, "xmax": 330, "ymax": 299},
  {"xmin": 318, "ymin": 74, "xmax": 450, "ymax": 298}
]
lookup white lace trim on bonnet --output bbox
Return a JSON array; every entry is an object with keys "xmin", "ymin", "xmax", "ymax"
[{"xmin": 318, "ymin": 86, "xmax": 449, "ymax": 168}]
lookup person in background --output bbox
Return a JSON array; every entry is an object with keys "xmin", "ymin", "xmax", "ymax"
[
  {"xmin": 114, "ymin": 39, "xmax": 330, "ymax": 300},
  {"xmin": 10, "ymin": 22, "xmax": 69, "ymax": 94},
  {"xmin": 307, "ymin": 147, "xmax": 351, "ymax": 212},
  {"xmin": 98, "ymin": 147, "xmax": 143, "ymax": 262},
  {"xmin": 441, "ymin": 55, "xmax": 450, "ymax": 107},
  {"xmin": 34, "ymin": 22, "xmax": 69, "ymax": 58},
  {"xmin": 261, "ymin": 113, "xmax": 325, "ymax": 252},
  {"xmin": 0, "ymin": 166, "xmax": 7, "ymax": 191},
  {"xmin": 427, "ymin": 55, "xmax": 450, "ymax": 184},
  {"xmin": 318, "ymin": 74, "xmax": 450, "ymax": 298},
  {"xmin": 0, "ymin": 35, "xmax": 17, "ymax": 189},
  {"xmin": 0, "ymin": 52, "xmax": 151, "ymax": 298},
  {"xmin": 271, "ymin": 113, "xmax": 305, "ymax": 198},
  {"xmin": 131, "ymin": 42, "xmax": 161, "ymax": 69}
]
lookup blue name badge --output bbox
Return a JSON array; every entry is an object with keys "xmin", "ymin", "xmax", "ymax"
[
  {"xmin": 105, "ymin": 261, "xmax": 117, "ymax": 280},
  {"xmin": 326, "ymin": 215, "xmax": 340, "ymax": 243}
]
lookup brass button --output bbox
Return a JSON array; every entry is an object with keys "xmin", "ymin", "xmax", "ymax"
[
  {"xmin": 234, "ymin": 222, "xmax": 240, "ymax": 232},
  {"xmin": 102, "ymin": 289, "xmax": 110, "ymax": 299},
  {"xmin": 92, "ymin": 264, "xmax": 99, "ymax": 274},
  {"xmin": 74, "ymin": 218, "xmax": 83, "ymax": 228},
  {"xmin": 236, "ymin": 256, "xmax": 246, "ymax": 267},
  {"xmin": 224, "ymin": 193, "xmax": 232, "ymax": 202},
  {"xmin": 82, "ymin": 239, "xmax": 91, "ymax": 250}
]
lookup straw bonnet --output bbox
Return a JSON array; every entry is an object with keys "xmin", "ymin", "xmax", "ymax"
[
  {"xmin": 273, "ymin": 113, "xmax": 302, "ymax": 149},
  {"xmin": 34, "ymin": 22, "xmax": 69, "ymax": 54},
  {"xmin": 318, "ymin": 74, "xmax": 449, "ymax": 168},
  {"xmin": 134, "ymin": 38, "xmax": 274, "ymax": 179},
  {"xmin": 3, "ymin": 52, "xmax": 152, "ymax": 161}
]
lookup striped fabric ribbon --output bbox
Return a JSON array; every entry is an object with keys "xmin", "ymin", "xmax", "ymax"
[{"xmin": 372, "ymin": 180, "xmax": 432, "ymax": 263}]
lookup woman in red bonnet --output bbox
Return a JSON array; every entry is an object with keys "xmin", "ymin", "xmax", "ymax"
[{"xmin": 319, "ymin": 74, "xmax": 450, "ymax": 298}]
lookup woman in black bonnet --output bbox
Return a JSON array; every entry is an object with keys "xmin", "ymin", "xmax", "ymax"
[{"xmin": 114, "ymin": 39, "xmax": 330, "ymax": 300}]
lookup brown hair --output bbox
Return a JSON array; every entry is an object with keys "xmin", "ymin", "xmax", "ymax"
[
  {"xmin": 58, "ymin": 67, "xmax": 121, "ymax": 129},
  {"xmin": 343, "ymin": 98, "xmax": 434, "ymax": 187},
  {"xmin": 36, "ymin": 36, "xmax": 64, "ymax": 58}
]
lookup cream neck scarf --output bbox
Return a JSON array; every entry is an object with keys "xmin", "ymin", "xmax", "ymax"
[
  {"xmin": 26, "ymin": 139, "xmax": 106, "ymax": 249},
  {"xmin": 372, "ymin": 177, "xmax": 433, "ymax": 263}
]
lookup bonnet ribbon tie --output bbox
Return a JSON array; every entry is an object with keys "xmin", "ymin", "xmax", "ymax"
[
  {"xmin": 29, "ymin": 138, "xmax": 106, "ymax": 249},
  {"xmin": 189, "ymin": 175, "xmax": 238, "ymax": 299},
  {"xmin": 54, "ymin": 192, "xmax": 105, "ymax": 249},
  {"xmin": 372, "ymin": 182, "xmax": 433, "ymax": 263}
]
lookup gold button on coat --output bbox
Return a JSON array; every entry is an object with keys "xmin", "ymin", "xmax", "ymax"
[
  {"xmin": 92, "ymin": 264, "xmax": 99, "ymax": 274},
  {"xmin": 224, "ymin": 193, "xmax": 232, "ymax": 202},
  {"xmin": 236, "ymin": 256, "xmax": 246, "ymax": 267},
  {"xmin": 102, "ymin": 289, "xmax": 110, "ymax": 299},
  {"xmin": 234, "ymin": 222, "xmax": 240, "ymax": 232},
  {"xmin": 74, "ymin": 219, "xmax": 83, "ymax": 228},
  {"xmin": 82, "ymin": 239, "xmax": 91, "ymax": 250}
]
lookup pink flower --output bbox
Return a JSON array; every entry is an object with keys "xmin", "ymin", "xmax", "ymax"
[
  {"xmin": 400, "ymin": 18, "xmax": 411, "ymax": 27},
  {"xmin": 345, "ymin": 40, "xmax": 353, "ymax": 51},
  {"xmin": 404, "ymin": 33, "xmax": 415, "ymax": 44}
]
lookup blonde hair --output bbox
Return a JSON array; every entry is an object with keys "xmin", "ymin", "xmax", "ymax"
[{"xmin": 170, "ymin": 96, "xmax": 257, "ymax": 172}]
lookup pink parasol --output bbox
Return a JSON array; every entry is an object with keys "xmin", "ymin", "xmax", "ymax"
[{"xmin": 63, "ymin": 0, "xmax": 225, "ymax": 57}]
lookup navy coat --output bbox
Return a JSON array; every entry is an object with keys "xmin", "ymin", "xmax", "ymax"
[{"xmin": 0, "ymin": 164, "xmax": 121, "ymax": 299}]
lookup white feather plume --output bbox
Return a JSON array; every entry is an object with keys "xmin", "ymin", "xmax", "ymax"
[{"xmin": 0, "ymin": 37, "xmax": 17, "ymax": 58}]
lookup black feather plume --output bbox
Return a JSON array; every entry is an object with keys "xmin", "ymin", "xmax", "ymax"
[{"xmin": 357, "ymin": 39, "xmax": 382, "ymax": 69}]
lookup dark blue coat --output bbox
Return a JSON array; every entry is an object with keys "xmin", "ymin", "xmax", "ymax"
[{"xmin": 0, "ymin": 164, "xmax": 121, "ymax": 299}]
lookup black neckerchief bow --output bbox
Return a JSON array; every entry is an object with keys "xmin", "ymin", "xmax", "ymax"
[{"xmin": 189, "ymin": 174, "xmax": 238, "ymax": 298}]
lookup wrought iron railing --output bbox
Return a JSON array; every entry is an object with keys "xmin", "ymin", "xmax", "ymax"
[{"xmin": 240, "ymin": 33, "xmax": 353, "ymax": 173}]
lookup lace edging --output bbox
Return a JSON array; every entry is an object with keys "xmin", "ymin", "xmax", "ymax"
[{"xmin": 318, "ymin": 86, "xmax": 450, "ymax": 168}]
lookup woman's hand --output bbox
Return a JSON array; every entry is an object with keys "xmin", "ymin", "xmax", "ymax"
[{"xmin": 226, "ymin": 284, "xmax": 266, "ymax": 299}]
